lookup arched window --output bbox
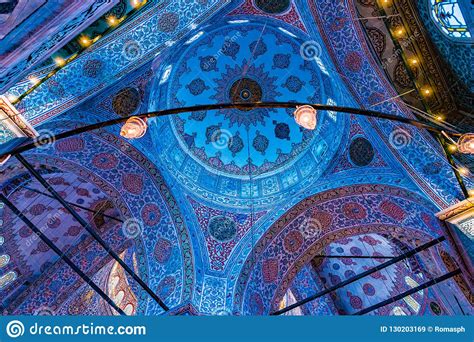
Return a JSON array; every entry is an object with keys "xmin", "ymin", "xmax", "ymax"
[
  {"xmin": 391, "ymin": 306, "xmax": 408, "ymax": 316},
  {"xmin": 404, "ymin": 276, "xmax": 422, "ymax": 313},
  {"xmin": 278, "ymin": 289, "xmax": 303, "ymax": 316},
  {"xmin": 430, "ymin": 0, "xmax": 473, "ymax": 41},
  {"xmin": 0, "ymin": 271, "xmax": 17, "ymax": 290},
  {"xmin": 0, "ymin": 235, "xmax": 15, "ymax": 288},
  {"xmin": 0, "ymin": 254, "xmax": 10, "ymax": 268}
]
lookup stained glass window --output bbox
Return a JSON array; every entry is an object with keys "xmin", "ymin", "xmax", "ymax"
[
  {"xmin": 404, "ymin": 276, "xmax": 423, "ymax": 313},
  {"xmin": 0, "ymin": 271, "xmax": 17, "ymax": 290},
  {"xmin": 0, "ymin": 254, "xmax": 10, "ymax": 268},
  {"xmin": 279, "ymin": 289, "xmax": 303, "ymax": 316},
  {"xmin": 405, "ymin": 276, "xmax": 423, "ymax": 295},
  {"xmin": 391, "ymin": 306, "xmax": 407, "ymax": 316},
  {"xmin": 404, "ymin": 295, "xmax": 421, "ymax": 313},
  {"xmin": 430, "ymin": 0, "xmax": 472, "ymax": 39}
]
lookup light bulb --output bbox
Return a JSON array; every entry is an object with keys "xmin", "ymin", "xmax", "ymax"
[
  {"xmin": 120, "ymin": 117, "xmax": 148, "ymax": 139},
  {"xmin": 54, "ymin": 56, "xmax": 66, "ymax": 67},
  {"xmin": 294, "ymin": 105, "xmax": 317, "ymax": 130},
  {"xmin": 107, "ymin": 15, "xmax": 118, "ymax": 26},
  {"xmin": 457, "ymin": 133, "xmax": 474, "ymax": 154},
  {"xmin": 79, "ymin": 35, "xmax": 91, "ymax": 47}
]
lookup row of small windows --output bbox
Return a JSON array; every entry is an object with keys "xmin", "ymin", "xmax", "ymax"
[
  {"xmin": 0, "ymin": 235, "xmax": 17, "ymax": 290},
  {"xmin": 391, "ymin": 276, "xmax": 423, "ymax": 315},
  {"xmin": 278, "ymin": 274, "xmax": 425, "ymax": 316}
]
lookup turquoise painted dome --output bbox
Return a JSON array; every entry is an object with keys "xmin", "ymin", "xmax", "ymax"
[{"xmin": 149, "ymin": 20, "xmax": 348, "ymax": 207}]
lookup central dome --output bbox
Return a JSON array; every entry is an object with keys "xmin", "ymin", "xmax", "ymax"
[
  {"xmin": 229, "ymin": 78, "xmax": 263, "ymax": 108},
  {"xmin": 149, "ymin": 20, "xmax": 347, "ymax": 206}
]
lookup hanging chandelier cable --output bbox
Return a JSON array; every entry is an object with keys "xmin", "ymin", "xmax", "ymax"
[
  {"xmin": 0, "ymin": 101, "xmax": 469, "ymax": 198},
  {"xmin": 0, "ymin": 102, "xmax": 462, "ymax": 160}
]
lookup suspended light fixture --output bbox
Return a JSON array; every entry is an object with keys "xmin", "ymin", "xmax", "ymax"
[
  {"xmin": 458, "ymin": 167, "xmax": 469, "ymax": 176},
  {"xmin": 120, "ymin": 116, "xmax": 148, "ymax": 139},
  {"xmin": 294, "ymin": 105, "xmax": 317, "ymax": 130},
  {"xmin": 131, "ymin": 0, "xmax": 146, "ymax": 8},
  {"xmin": 106, "ymin": 15, "xmax": 118, "ymax": 27},
  {"xmin": 79, "ymin": 35, "xmax": 91, "ymax": 47},
  {"xmin": 457, "ymin": 133, "xmax": 474, "ymax": 154}
]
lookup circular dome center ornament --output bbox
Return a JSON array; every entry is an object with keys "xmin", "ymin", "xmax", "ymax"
[
  {"xmin": 229, "ymin": 78, "xmax": 263, "ymax": 109},
  {"xmin": 349, "ymin": 137, "xmax": 374, "ymax": 166},
  {"xmin": 112, "ymin": 87, "xmax": 141, "ymax": 117}
]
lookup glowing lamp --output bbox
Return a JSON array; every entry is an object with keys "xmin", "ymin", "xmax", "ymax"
[
  {"xmin": 107, "ymin": 15, "xmax": 118, "ymax": 26},
  {"xmin": 294, "ymin": 105, "xmax": 317, "ymax": 130},
  {"xmin": 131, "ymin": 0, "xmax": 146, "ymax": 8},
  {"xmin": 79, "ymin": 36, "xmax": 91, "ymax": 47},
  {"xmin": 394, "ymin": 27, "xmax": 405, "ymax": 37},
  {"xmin": 29, "ymin": 76, "xmax": 40, "ymax": 85},
  {"xmin": 457, "ymin": 133, "xmax": 474, "ymax": 154},
  {"xmin": 421, "ymin": 87, "xmax": 432, "ymax": 96},
  {"xmin": 120, "ymin": 117, "xmax": 147, "ymax": 139},
  {"xmin": 54, "ymin": 56, "xmax": 66, "ymax": 67}
]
